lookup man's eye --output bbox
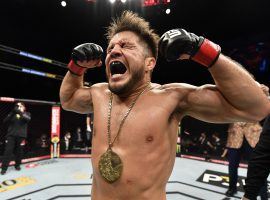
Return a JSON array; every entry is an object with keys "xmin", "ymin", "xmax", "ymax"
[
  {"xmin": 107, "ymin": 48, "xmax": 113, "ymax": 53},
  {"xmin": 122, "ymin": 43, "xmax": 132, "ymax": 48}
]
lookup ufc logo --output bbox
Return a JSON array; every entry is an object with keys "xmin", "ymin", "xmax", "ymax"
[{"xmin": 167, "ymin": 29, "xmax": 182, "ymax": 38}]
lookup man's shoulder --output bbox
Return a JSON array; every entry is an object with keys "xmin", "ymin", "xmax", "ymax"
[
  {"xmin": 91, "ymin": 82, "xmax": 108, "ymax": 89},
  {"xmin": 153, "ymin": 83, "xmax": 197, "ymax": 95},
  {"xmin": 90, "ymin": 83, "xmax": 110, "ymax": 99},
  {"xmin": 91, "ymin": 82, "xmax": 108, "ymax": 93},
  {"xmin": 158, "ymin": 83, "xmax": 197, "ymax": 90},
  {"xmin": 150, "ymin": 83, "xmax": 193, "ymax": 105}
]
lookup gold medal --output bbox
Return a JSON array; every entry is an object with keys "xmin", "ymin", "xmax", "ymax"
[{"xmin": 98, "ymin": 148, "xmax": 123, "ymax": 183}]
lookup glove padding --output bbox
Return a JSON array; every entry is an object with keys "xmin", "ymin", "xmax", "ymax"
[
  {"xmin": 72, "ymin": 43, "xmax": 103, "ymax": 64},
  {"xmin": 68, "ymin": 43, "xmax": 103, "ymax": 76},
  {"xmin": 159, "ymin": 28, "xmax": 221, "ymax": 67}
]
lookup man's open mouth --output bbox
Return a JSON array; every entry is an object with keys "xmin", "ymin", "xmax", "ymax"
[{"xmin": 110, "ymin": 61, "xmax": 127, "ymax": 77}]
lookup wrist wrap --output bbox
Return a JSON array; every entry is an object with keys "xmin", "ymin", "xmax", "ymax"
[
  {"xmin": 192, "ymin": 39, "xmax": 221, "ymax": 68},
  {"xmin": 68, "ymin": 60, "xmax": 87, "ymax": 76}
]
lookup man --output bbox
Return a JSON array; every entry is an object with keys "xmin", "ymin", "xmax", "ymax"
[
  {"xmin": 242, "ymin": 85, "xmax": 270, "ymax": 200},
  {"xmin": 1, "ymin": 102, "xmax": 31, "ymax": 175},
  {"xmin": 242, "ymin": 115, "xmax": 270, "ymax": 200},
  {"xmin": 60, "ymin": 11, "xmax": 270, "ymax": 200},
  {"xmin": 224, "ymin": 122, "xmax": 268, "ymax": 198},
  {"xmin": 196, "ymin": 132, "xmax": 211, "ymax": 159}
]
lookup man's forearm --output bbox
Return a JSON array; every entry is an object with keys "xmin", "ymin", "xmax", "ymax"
[
  {"xmin": 209, "ymin": 54, "xmax": 270, "ymax": 120},
  {"xmin": 60, "ymin": 71, "xmax": 84, "ymax": 105},
  {"xmin": 158, "ymin": 29, "xmax": 270, "ymax": 120},
  {"xmin": 60, "ymin": 43, "xmax": 103, "ymax": 110}
]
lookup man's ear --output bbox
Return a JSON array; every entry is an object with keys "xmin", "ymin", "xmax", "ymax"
[{"xmin": 145, "ymin": 57, "xmax": 156, "ymax": 71}]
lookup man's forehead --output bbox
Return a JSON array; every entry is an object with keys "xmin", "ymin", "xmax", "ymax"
[{"xmin": 109, "ymin": 31, "xmax": 139, "ymax": 44}]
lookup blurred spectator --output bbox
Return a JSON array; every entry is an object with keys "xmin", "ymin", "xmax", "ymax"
[
  {"xmin": 36, "ymin": 134, "xmax": 49, "ymax": 149},
  {"xmin": 35, "ymin": 134, "xmax": 49, "ymax": 155},
  {"xmin": 63, "ymin": 131, "xmax": 71, "ymax": 151},
  {"xmin": 196, "ymin": 132, "xmax": 211, "ymax": 160},
  {"xmin": 72, "ymin": 127, "xmax": 84, "ymax": 150},
  {"xmin": 209, "ymin": 132, "xmax": 224, "ymax": 157},
  {"xmin": 1, "ymin": 102, "xmax": 31, "ymax": 175},
  {"xmin": 224, "ymin": 122, "xmax": 268, "ymax": 198},
  {"xmin": 37, "ymin": 134, "xmax": 50, "ymax": 148},
  {"xmin": 181, "ymin": 130, "xmax": 196, "ymax": 154},
  {"xmin": 85, "ymin": 113, "xmax": 93, "ymax": 150}
]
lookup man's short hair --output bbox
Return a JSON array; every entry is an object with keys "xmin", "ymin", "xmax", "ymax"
[
  {"xmin": 106, "ymin": 10, "xmax": 160, "ymax": 59},
  {"xmin": 16, "ymin": 102, "xmax": 25, "ymax": 107}
]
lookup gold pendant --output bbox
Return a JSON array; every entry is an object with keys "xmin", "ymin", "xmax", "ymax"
[{"xmin": 98, "ymin": 148, "xmax": 123, "ymax": 183}]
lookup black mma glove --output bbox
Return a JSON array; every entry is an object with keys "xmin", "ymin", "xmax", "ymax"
[
  {"xmin": 159, "ymin": 28, "xmax": 221, "ymax": 68},
  {"xmin": 68, "ymin": 43, "xmax": 103, "ymax": 76}
]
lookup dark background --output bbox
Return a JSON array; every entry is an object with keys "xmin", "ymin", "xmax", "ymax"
[{"xmin": 0, "ymin": 0, "xmax": 270, "ymax": 102}]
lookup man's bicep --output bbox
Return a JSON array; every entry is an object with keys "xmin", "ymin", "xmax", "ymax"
[
  {"xmin": 61, "ymin": 87, "xmax": 93, "ymax": 114},
  {"xmin": 183, "ymin": 85, "xmax": 248, "ymax": 123}
]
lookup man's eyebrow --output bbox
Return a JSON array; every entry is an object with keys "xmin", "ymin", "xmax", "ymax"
[{"xmin": 107, "ymin": 39, "xmax": 133, "ymax": 49}]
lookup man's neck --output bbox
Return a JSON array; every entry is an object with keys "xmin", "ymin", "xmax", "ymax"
[{"xmin": 113, "ymin": 82, "xmax": 151, "ymax": 104}]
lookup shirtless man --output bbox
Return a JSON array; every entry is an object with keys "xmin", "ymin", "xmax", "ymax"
[{"xmin": 60, "ymin": 11, "xmax": 270, "ymax": 200}]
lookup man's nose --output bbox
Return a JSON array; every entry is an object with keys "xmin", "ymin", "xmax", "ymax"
[{"xmin": 110, "ymin": 46, "xmax": 122, "ymax": 58}]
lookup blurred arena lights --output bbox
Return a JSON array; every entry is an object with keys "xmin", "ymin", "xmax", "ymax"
[
  {"xmin": 85, "ymin": 0, "xmax": 171, "ymax": 7},
  {"xmin": 143, "ymin": 0, "xmax": 170, "ymax": 7},
  {"xmin": 61, "ymin": 1, "xmax": 67, "ymax": 7},
  {"xmin": 165, "ymin": 8, "xmax": 171, "ymax": 14},
  {"xmin": 108, "ymin": 0, "xmax": 128, "ymax": 3}
]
